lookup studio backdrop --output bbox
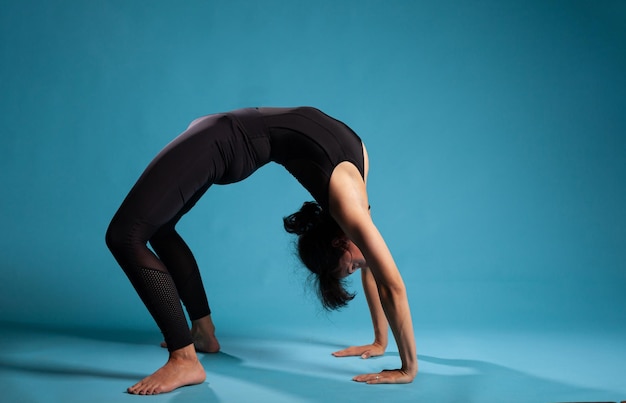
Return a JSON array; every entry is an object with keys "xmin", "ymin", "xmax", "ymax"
[{"xmin": 1, "ymin": 0, "xmax": 624, "ymax": 337}]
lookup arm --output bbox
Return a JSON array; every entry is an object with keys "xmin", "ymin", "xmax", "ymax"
[
  {"xmin": 332, "ymin": 267, "xmax": 389, "ymax": 358},
  {"xmin": 362, "ymin": 266, "xmax": 390, "ymax": 350},
  {"xmin": 348, "ymin": 214, "xmax": 417, "ymax": 383},
  {"xmin": 333, "ymin": 190, "xmax": 389, "ymax": 358},
  {"xmin": 329, "ymin": 162, "xmax": 418, "ymax": 384},
  {"xmin": 333, "ymin": 267, "xmax": 389, "ymax": 358}
]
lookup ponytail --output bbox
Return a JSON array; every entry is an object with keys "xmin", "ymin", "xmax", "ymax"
[{"xmin": 283, "ymin": 202, "xmax": 356, "ymax": 310}]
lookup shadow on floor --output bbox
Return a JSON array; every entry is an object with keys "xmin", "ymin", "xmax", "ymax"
[{"xmin": 0, "ymin": 322, "xmax": 622, "ymax": 403}]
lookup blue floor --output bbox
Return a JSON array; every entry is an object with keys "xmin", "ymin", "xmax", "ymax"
[{"xmin": 1, "ymin": 322, "xmax": 624, "ymax": 403}]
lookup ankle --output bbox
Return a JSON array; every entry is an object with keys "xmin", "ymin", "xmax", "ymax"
[
  {"xmin": 169, "ymin": 344, "xmax": 199, "ymax": 361},
  {"xmin": 192, "ymin": 315, "xmax": 216, "ymax": 332}
]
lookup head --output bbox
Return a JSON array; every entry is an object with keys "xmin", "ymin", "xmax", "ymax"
[
  {"xmin": 335, "ymin": 238, "xmax": 367, "ymax": 279},
  {"xmin": 283, "ymin": 202, "xmax": 363, "ymax": 310}
]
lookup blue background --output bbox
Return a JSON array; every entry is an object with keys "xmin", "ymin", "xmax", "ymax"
[{"xmin": 1, "ymin": 0, "xmax": 625, "ymax": 339}]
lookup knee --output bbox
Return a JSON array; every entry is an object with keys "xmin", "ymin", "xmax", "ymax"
[
  {"xmin": 105, "ymin": 218, "xmax": 128, "ymax": 257},
  {"xmin": 148, "ymin": 225, "xmax": 176, "ymax": 248}
]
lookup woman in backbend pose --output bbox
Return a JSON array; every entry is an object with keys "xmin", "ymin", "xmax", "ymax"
[{"xmin": 105, "ymin": 106, "xmax": 417, "ymax": 395}]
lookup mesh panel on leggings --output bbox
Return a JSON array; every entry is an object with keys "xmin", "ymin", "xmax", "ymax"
[{"xmin": 136, "ymin": 267, "xmax": 192, "ymax": 351}]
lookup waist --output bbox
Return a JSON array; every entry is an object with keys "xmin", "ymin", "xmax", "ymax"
[{"xmin": 226, "ymin": 108, "xmax": 272, "ymax": 166}]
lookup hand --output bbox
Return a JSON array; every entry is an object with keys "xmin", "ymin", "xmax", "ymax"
[
  {"xmin": 353, "ymin": 369, "xmax": 416, "ymax": 384},
  {"xmin": 332, "ymin": 343, "xmax": 385, "ymax": 359}
]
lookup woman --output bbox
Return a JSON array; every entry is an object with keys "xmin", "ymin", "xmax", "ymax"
[{"xmin": 105, "ymin": 106, "xmax": 417, "ymax": 395}]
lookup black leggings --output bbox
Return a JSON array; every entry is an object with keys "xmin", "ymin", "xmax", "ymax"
[{"xmin": 105, "ymin": 113, "xmax": 263, "ymax": 351}]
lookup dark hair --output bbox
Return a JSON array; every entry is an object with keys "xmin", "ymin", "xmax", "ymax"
[{"xmin": 283, "ymin": 202, "xmax": 356, "ymax": 310}]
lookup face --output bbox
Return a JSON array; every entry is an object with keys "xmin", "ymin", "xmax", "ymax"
[{"xmin": 336, "ymin": 240, "xmax": 367, "ymax": 278}]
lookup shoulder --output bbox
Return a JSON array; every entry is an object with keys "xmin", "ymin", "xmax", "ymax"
[{"xmin": 328, "ymin": 162, "xmax": 370, "ymax": 235}]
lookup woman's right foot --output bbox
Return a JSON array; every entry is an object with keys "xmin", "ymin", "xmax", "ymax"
[
  {"xmin": 191, "ymin": 318, "xmax": 220, "ymax": 353},
  {"xmin": 161, "ymin": 314, "xmax": 220, "ymax": 353}
]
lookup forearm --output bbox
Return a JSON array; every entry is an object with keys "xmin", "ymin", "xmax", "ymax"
[
  {"xmin": 371, "ymin": 313, "xmax": 389, "ymax": 348},
  {"xmin": 352, "ymin": 231, "xmax": 417, "ymax": 374},
  {"xmin": 359, "ymin": 236, "xmax": 417, "ymax": 374},
  {"xmin": 378, "ymin": 283, "xmax": 417, "ymax": 374},
  {"xmin": 361, "ymin": 268, "xmax": 389, "ymax": 347}
]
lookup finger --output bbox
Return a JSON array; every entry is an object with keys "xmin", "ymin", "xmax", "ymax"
[
  {"xmin": 366, "ymin": 374, "xmax": 384, "ymax": 384},
  {"xmin": 353, "ymin": 373, "xmax": 382, "ymax": 383},
  {"xmin": 352, "ymin": 373, "xmax": 368, "ymax": 382},
  {"xmin": 333, "ymin": 348, "xmax": 360, "ymax": 357},
  {"xmin": 361, "ymin": 351, "xmax": 371, "ymax": 359}
]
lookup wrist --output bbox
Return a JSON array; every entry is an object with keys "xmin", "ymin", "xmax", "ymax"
[
  {"xmin": 401, "ymin": 357, "xmax": 418, "ymax": 376},
  {"xmin": 403, "ymin": 365, "xmax": 418, "ymax": 376},
  {"xmin": 373, "ymin": 338, "xmax": 388, "ymax": 350}
]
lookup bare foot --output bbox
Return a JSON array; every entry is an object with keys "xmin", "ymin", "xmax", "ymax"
[
  {"xmin": 128, "ymin": 344, "xmax": 205, "ymax": 395},
  {"xmin": 161, "ymin": 314, "xmax": 221, "ymax": 353},
  {"xmin": 191, "ymin": 315, "xmax": 221, "ymax": 353}
]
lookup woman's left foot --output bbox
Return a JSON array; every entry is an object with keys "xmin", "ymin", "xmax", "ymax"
[{"xmin": 128, "ymin": 345, "xmax": 205, "ymax": 395}]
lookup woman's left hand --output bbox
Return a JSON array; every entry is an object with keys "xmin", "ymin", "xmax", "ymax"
[
  {"xmin": 332, "ymin": 343, "xmax": 385, "ymax": 359},
  {"xmin": 353, "ymin": 369, "xmax": 416, "ymax": 384}
]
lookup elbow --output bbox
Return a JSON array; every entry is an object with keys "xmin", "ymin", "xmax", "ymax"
[{"xmin": 377, "ymin": 281, "xmax": 407, "ymax": 303}]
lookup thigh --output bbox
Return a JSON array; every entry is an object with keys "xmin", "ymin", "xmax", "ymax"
[{"xmin": 114, "ymin": 114, "xmax": 230, "ymax": 230}]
